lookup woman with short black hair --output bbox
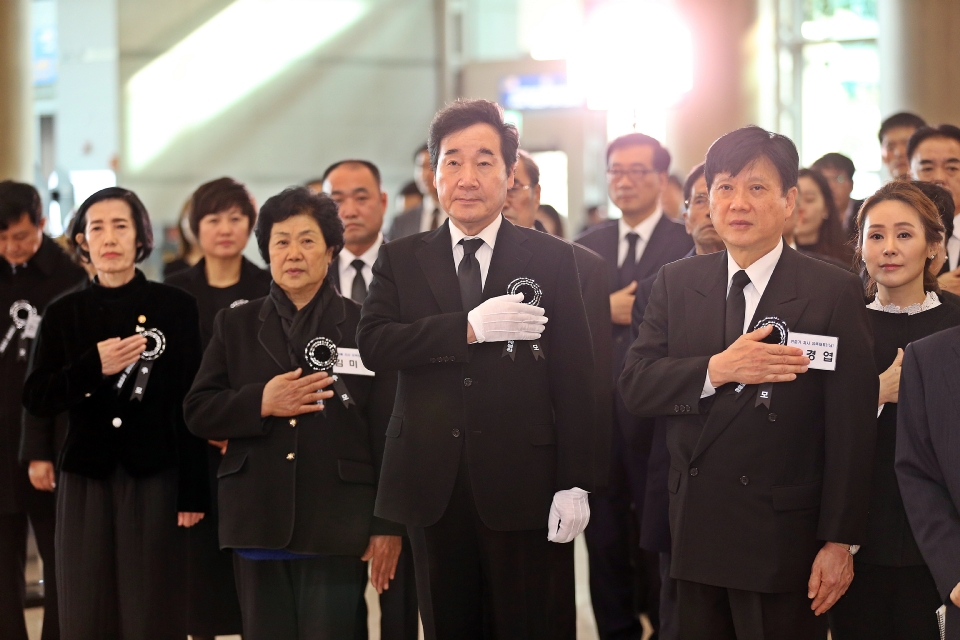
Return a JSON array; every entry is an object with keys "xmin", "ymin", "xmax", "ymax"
[
  {"xmin": 185, "ymin": 187, "xmax": 403, "ymax": 639},
  {"xmin": 23, "ymin": 187, "xmax": 208, "ymax": 639}
]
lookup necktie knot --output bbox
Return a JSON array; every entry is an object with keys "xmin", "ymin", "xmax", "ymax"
[
  {"xmin": 351, "ymin": 258, "xmax": 365, "ymax": 273},
  {"xmin": 460, "ymin": 238, "xmax": 484, "ymax": 257},
  {"xmin": 730, "ymin": 269, "xmax": 751, "ymax": 294}
]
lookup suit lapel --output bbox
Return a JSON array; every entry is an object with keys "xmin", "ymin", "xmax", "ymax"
[
  {"xmin": 682, "ymin": 251, "xmax": 727, "ymax": 357},
  {"xmin": 257, "ymin": 298, "xmax": 291, "ymax": 371},
  {"xmin": 328, "ymin": 257, "xmax": 341, "ymax": 293},
  {"xmin": 482, "ymin": 219, "xmax": 533, "ymax": 302},
  {"xmin": 596, "ymin": 224, "xmax": 621, "ymax": 291},
  {"xmin": 636, "ymin": 217, "xmax": 672, "ymax": 281},
  {"xmin": 415, "ymin": 221, "xmax": 463, "ymax": 314}
]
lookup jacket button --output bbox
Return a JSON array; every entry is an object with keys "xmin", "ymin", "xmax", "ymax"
[
  {"xmin": 289, "ymin": 418, "xmax": 297, "ymax": 427},
  {"xmin": 112, "ymin": 417, "xmax": 122, "ymax": 428},
  {"xmin": 674, "ymin": 405, "xmax": 680, "ymax": 413},
  {"xmin": 685, "ymin": 405, "xmax": 691, "ymax": 412},
  {"xmin": 85, "ymin": 393, "xmax": 91, "ymax": 398},
  {"xmin": 740, "ymin": 476, "xmax": 749, "ymax": 486},
  {"xmin": 286, "ymin": 453, "xmax": 295, "ymax": 461},
  {"xmin": 463, "ymin": 378, "xmax": 472, "ymax": 387},
  {"xmin": 768, "ymin": 413, "xmax": 777, "ymax": 422},
  {"xmin": 429, "ymin": 358, "xmax": 436, "ymax": 363},
  {"xmin": 452, "ymin": 429, "xmax": 460, "ymax": 438},
  {"xmin": 689, "ymin": 467, "xmax": 698, "ymax": 477}
]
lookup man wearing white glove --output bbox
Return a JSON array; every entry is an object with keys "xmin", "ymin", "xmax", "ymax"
[{"xmin": 358, "ymin": 99, "xmax": 596, "ymax": 639}]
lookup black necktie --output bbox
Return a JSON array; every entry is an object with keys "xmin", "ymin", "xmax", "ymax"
[
  {"xmin": 725, "ymin": 270, "xmax": 751, "ymax": 348},
  {"xmin": 458, "ymin": 238, "xmax": 484, "ymax": 312},
  {"xmin": 350, "ymin": 259, "xmax": 367, "ymax": 304},
  {"xmin": 620, "ymin": 232, "xmax": 640, "ymax": 287}
]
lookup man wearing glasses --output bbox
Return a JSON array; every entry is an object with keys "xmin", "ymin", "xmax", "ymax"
[
  {"xmin": 575, "ymin": 133, "xmax": 692, "ymax": 640},
  {"xmin": 811, "ymin": 153, "xmax": 862, "ymax": 243}
]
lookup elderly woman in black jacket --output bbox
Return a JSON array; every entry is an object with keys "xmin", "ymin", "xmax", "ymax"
[
  {"xmin": 184, "ymin": 187, "xmax": 403, "ymax": 639},
  {"xmin": 22, "ymin": 187, "xmax": 207, "ymax": 639}
]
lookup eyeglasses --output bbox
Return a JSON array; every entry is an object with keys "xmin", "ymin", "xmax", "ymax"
[
  {"xmin": 507, "ymin": 183, "xmax": 533, "ymax": 195},
  {"xmin": 684, "ymin": 193, "xmax": 709, "ymax": 209},
  {"xmin": 606, "ymin": 167, "xmax": 658, "ymax": 182}
]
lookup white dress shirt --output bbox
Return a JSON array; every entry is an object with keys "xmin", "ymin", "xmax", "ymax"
[
  {"xmin": 449, "ymin": 214, "xmax": 501, "ymax": 289},
  {"xmin": 701, "ymin": 241, "xmax": 784, "ymax": 397},
  {"xmin": 617, "ymin": 209, "xmax": 663, "ymax": 267},
  {"xmin": 418, "ymin": 195, "xmax": 447, "ymax": 234},
  {"xmin": 338, "ymin": 233, "xmax": 383, "ymax": 291},
  {"xmin": 948, "ymin": 218, "xmax": 960, "ymax": 271}
]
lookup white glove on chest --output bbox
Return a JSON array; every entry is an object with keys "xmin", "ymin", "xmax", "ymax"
[
  {"xmin": 467, "ymin": 293, "xmax": 548, "ymax": 343},
  {"xmin": 547, "ymin": 487, "xmax": 590, "ymax": 543}
]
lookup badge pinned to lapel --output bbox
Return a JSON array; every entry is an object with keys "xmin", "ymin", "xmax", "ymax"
[
  {"xmin": 752, "ymin": 316, "xmax": 788, "ymax": 410},
  {"xmin": 129, "ymin": 327, "xmax": 166, "ymax": 402},
  {"xmin": 502, "ymin": 277, "xmax": 545, "ymax": 361},
  {"xmin": 1, "ymin": 300, "xmax": 39, "ymax": 361},
  {"xmin": 304, "ymin": 336, "xmax": 355, "ymax": 407}
]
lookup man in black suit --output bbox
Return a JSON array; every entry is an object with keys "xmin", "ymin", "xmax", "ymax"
[
  {"xmin": 575, "ymin": 133, "xmax": 692, "ymax": 639},
  {"xmin": 503, "ymin": 150, "xmax": 613, "ymax": 487},
  {"xmin": 811, "ymin": 153, "xmax": 863, "ymax": 243},
  {"xmin": 357, "ymin": 99, "xmax": 596, "ymax": 639},
  {"xmin": 631, "ymin": 162, "xmax": 724, "ymax": 640},
  {"xmin": 388, "ymin": 144, "xmax": 446, "ymax": 240},
  {"xmin": 319, "ymin": 160, "xmax": 419, "ymax": 640},
  {"xmin": 619, "ymin": 126, "xmax": 878, "ymax": 639},
  {"xmin": 896, "ymin": 326, "xmax": 960, "ymax": 636}
]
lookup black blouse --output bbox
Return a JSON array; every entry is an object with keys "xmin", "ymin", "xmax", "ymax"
[
  {"xmin": 859, "ymin": 295, "xmax": 960, "ymax": 566},
  {"xmin": 22, "ymin": 270, "xmax": 208, "ymax": 512}
]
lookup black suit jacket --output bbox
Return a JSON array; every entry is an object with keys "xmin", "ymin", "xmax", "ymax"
[
  {"xmin": 896, "ymin": 326, "xmax": 960, "ymax": 633},
  {"xmin": 575, "ymin": 216, "xmax": 693, "ymax": 378},
  {"xmin": 618, "ymin": 245, "xmax": 878, "ymax": 593},
  {"xmin": 357, "ymin": 218, "xmax": 596, "ymax": 530},
  {"xmin": 184, "ymin": 288, "xmax": 403, "ymax": 556},
  {"xmin": 387, "ymin": 205, "xmax": 423, "ymax": 241}
]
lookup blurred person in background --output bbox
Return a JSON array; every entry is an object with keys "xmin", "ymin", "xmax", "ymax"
[
  {"xmin": 0, "ymin": 181, "xmax": 85, "ymax": 640},
  {"xmin": 660, "ymin": 174, "xmax": 685, "ymax": 223},
  {"xmin": 184, "ymin": 188, "xmax": 403, "ymax": 640},
  {"xmin": 880, "ymin": 112, "xmax": 927, "ymax": 181},
  {"xmin": 388, "ymin": 144, "xmax": 444, "ymax": 240},
  {"xmin": 576, "ymin": 133, "xmax": 692, "ymax": 640},
  {"xmin": 908, "ymin": 124, "xmax": 960, "ymax": 296},
  {"xmin": 828, "ymin": 180, "xmax": 960, "ymax": 639},
  {"xmin": 536, "ymin": 204, "xmax": 565, "ymax": 237},
  {"xmin": 322, "ymin": 159, "xmax": 421, "ymax": 640},
  {"xmin": 163, "ymin": 199, "xmax": 204, "ymax": 279},
  {"xmin": 23, "ymin": 187, "xmax": 208, "ymax": 639},
  {"xmin": 911, "ymin": 181, "xmax": 956, "ymax": 295},
  {"xmin": 811, "ymin": 153, "xmax": 863, "ymax": 242},
  {"xmin": 579, "ymin": 204, "xmax": 608, "ymax": 234},
  {"xmin": 795, "ymin": 168, "xmax": 854, "ymax": 265},
  {"xmin": 396, "ymin": 180, "xmax": 422, "ymax": 215},
  {"xmin": 630, "ymin": 161, "xmax": 723, "ymax": 640},
  {"xmin": 165, "ymin": 176, "xmax": 270, "ymax": 640}
]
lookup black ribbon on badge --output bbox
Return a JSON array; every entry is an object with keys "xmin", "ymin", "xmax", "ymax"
[
  {"xmin": 129, "ymin": 327, "xmax": 166, "ymax": 401},
  {"xmin": 1, "ymin": 300, "xmax": 37, "ymax": 361},
  {"xmin": 502, "ymin": 277, "xmax": 545, "ymax": 361},
  {"xmin": 304, "ymin": 336, "xmax": 354, "ymax": 408},
  {"xmin": 751, "ymin": 316, "xmax": 789, "ymax": 409}
]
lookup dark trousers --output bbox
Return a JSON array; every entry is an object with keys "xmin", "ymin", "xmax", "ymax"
[
  {"xmin": 56, "ymin": 467, "xmax": 185, "ymax": 640},
  {"xmin": 354, "ymin": 537, "xmax": 420, "ymax": 640},
  {"xmin": 584, "ymin": 405, "xmax": 658, "ymax": 640},
  {"xmin": 0, "ymin": 488, "xmax": 58, "ymax": 640},
  {"xmin": 677, "ymin": 580, "xmax": 826, "ymax": 640},
  {"xmin": 408, "ymin": 458, "xmax": 576, "ymax": 640},
  {"xmin": 659, "ymin": 552, "xmax": 678, "ymax": 640},
  {"xmin": 234, "ymin": 553, "xmax": 367, "ymax": 640},
  {"xmin": 828, "ymin": 561, "xmax": 941, "ymax": 640}
]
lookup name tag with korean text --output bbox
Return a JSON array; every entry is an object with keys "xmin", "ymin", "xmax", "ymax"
[
  {"xmin": 333, "ymin": 347, "xmax": 375, "ymax": 377},
  {"xmin": 23, "ymin": 314, "xmax": 41, "ymax": 339},
  {"xmin": 787, "ymin": 332, "xmax": 838, "ymax": 371}
]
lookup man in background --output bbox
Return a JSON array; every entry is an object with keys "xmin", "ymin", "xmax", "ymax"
[
  {"xmin": 880, "ymin": 111, "xmax": 926, "ymax": 180},
  {"xmin": 388, "ymin": 144, "xmax": 445, "ymax": 240},
  {"xmin": 811, "ymin": 152, "xmax": 862, "ymax": 242}
]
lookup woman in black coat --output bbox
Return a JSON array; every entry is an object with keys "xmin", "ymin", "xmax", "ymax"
[
  {"xmin": 183, "ymin": 187, "xmax": 404, "ymax": 640},
  {"xmin": 22, "ymin": 187, "xmax": 208, "ymax": 640},
  {"xmin": 165, "ymin": 177, "xmax": 270, "ymax": 639},
  {"xmin": 829, "ymin": 180, "xmax": 960, "ymax": 638}
]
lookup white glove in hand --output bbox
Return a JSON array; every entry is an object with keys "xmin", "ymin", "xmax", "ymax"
[
  {"xmin": 467, "ymin": 293, "xmax": 547, "ymax": 343},
  {"xmin": 547, "ymin": 487, "xmax": 590, "ymax": 543}
]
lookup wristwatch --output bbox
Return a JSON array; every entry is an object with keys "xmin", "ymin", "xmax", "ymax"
[{"xmin": 836, "ymin": 543, "xmax": 860, "ymax": 555}]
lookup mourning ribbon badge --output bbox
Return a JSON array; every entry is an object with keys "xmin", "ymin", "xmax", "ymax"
[
  {"xmin": 503, "ymin": 277, "xmax": 544, "ymax": 361},
  {"xmin": 116, "ymin": 326, "xmax": 166, "ymax": 402},
  {"xmin": 305, "ymin": 336, "xmax": 354, "ymax": 408},
  {"xmin": 1, "ymin": 300, "xmax": 38, "ymax": 361},
  {"xmin": 752, "ymin": 316, "xmax": 788, "ymax": 409}
]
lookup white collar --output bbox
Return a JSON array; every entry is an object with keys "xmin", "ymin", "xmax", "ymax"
[
  {"xmin": 339, "ymin": 232, "xmax": 383, "ymax": 267},
  {"xmin": 726, "ymin": 240, "xmax": 784, "ymax": 295},
  {"xmin": 618, "ymin": 208, "xmax": 663, "ymax": 243},
  {"xmin": 867, "ymin": 291, "xmax": 941, "ymax": 315},
  {"xmin": 449, "ymin": 213, "xmax": 502, "ymax": 252},
  {"xmin": 952, "ymin": 214, "xmax": 960, "ymax": 241},
  {"xmin": 422, "ymin": 194, "xmax": 437, "ymax": 215}
]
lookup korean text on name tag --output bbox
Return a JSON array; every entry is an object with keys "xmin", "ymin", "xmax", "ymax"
[
  {"xmin": 333, "ymin": 347, "xmax": 375, "ymax": 377},
  {"xmin": 787, "ymin": 332, "xmax": 838, "ymax": 371}
]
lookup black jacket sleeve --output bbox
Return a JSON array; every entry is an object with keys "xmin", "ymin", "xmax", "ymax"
[
  {"xmin": 364, "ymin": 368, "xmax": 405, "ymax": 537},
  {"xmin": 176, "ymin": 299, "xmax": 209, "ymax": 513}
]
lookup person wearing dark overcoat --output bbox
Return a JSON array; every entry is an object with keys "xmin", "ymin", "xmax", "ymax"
[
  {"xmin": 22, "ymin": 187, "xmax": 208, "ymax": 640},
  {"xmin": 165, "ymin": 177, "xmax": 271, "ymax": 639},
  {"xmin": 0, "ymin": 181, "xmax": 86, "ymax": 640},
  {"xmin": 183, "ymin": 187, "xmax": 404, "ymax": 640},
  {"xmin": 619, "ymin": 126, "xmax": 878, "ymax": 640}
]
